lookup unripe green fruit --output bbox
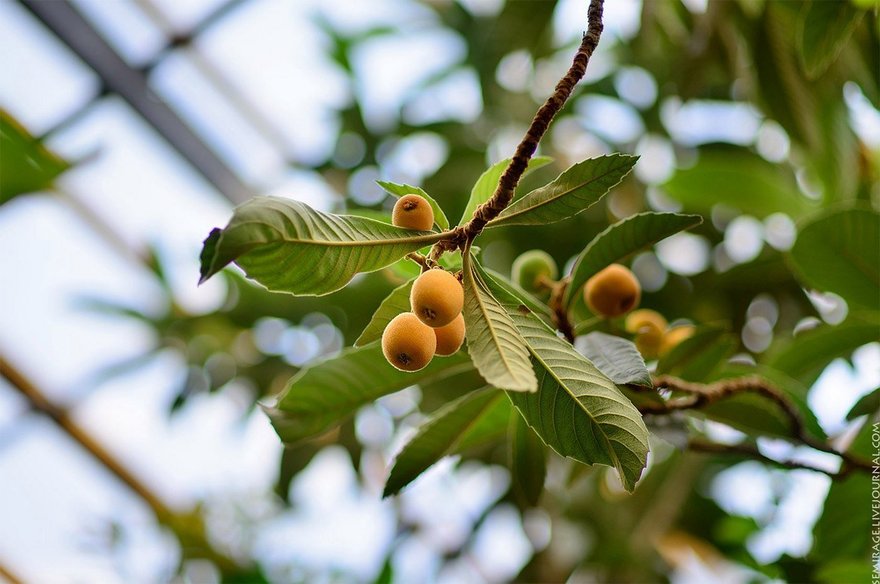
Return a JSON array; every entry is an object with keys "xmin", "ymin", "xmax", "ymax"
[
  {"xmin": 625, "ymin": 309, "xmax": 667, "ymax": 359},
  {"xmin": 410, "ymin": 269, "xmax": 464, "ymax": 328},
  {"xmin": 392, "ymin": 194, "xmax": 434, "ymax": 231},
  {"xmin": 434, "ymin": 313, "xmax": 466, "ymax": 356},
  {"xmin": 382, "ymin": 312, "xmax": 437, "ymax": 371},
  {"xmin": 659, "ymin": 325, "xmax": 695, "ymax": 357},
  {"xmin": 511, "ymin": 250, "xmax": 558, "ymax": 294},
  {"xmin": 584, "ymin": 263, "xmax": 641, "ymax": 318}
]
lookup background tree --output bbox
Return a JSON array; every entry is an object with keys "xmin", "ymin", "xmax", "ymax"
[{"xmin": 1, "ymin": 0, "xmax": 878, "ymax": 582}]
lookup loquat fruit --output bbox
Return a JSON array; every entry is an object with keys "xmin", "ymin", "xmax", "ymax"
[
  {"xmin": 382, "ymin": 312, "xmax": 437, "ymax": 371},
  {"xmin": 659, "ymin": 325, "xmax": 696, "ymax": 357},
  {"xmin": 625, "ymin": 309, "xmax": 667, "ymax": 359},
  {"xmin": 584, "ymin": 264, "xmax": 641, "ymax": 318},
  {"xmin": 410, "ymin": 268, "xmax": 464, "ymax": 328},
  {"xmin": 392, "ymin": 194, "xmax": 434, "ymax": 231},
  {"xmin": 434, "ymin": 313, "xmax": 466, "ymax": 356}
]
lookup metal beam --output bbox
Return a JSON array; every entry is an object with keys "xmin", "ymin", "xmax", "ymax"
[{"xmin": 20, "ymin": 0, "xmax": 252, "ymax": 204}]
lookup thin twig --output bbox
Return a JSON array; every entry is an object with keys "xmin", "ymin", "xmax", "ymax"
[
  {"xmin": 0, "ymin": 559, "xmax": 25, "ymax": 584},
  {"xmin": 643, "ymin": 374, "xmax": 873, "ymax": 476},
  {"xmin": 687, "ymin": 439, "xmax": 857, "ymax": 480},
  {"xmin": 432, "ymin": 0, "xmax": 606, "ymax": 257}
]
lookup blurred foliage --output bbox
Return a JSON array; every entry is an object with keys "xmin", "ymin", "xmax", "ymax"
[
  {"xmin": 0, "ymin": 108, "xmax": 71, "ymax": 204},
  {"xmin": 3, "ymin": 0, "xmax": 879, "ymax": 582}
]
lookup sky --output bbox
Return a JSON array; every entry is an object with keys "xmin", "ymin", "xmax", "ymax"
[{"xmin": 1, "ymin": 0, "xmax": 878, "ymax": 582}]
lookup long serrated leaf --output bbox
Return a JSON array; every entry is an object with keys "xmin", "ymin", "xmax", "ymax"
[
  {"xmin": 788, "ymin": 208, "xmax": 880, "ymax": 310},
  {"xmin": 383, "ymin": 388, "xmax": 509, "ymax": 497},
  {"xmin": 481, "ymin": 268, "xmax": 649, "ymax": 492},
  {"xmin": 376, "ymin": 180, "xmax": 449, "ymax": 230},
  {"xmin": 462, "ymin": 253, "xmax": 538, "ymax": 392},
  {"xmin": 458, "ymin": 156, "xmax": 553, "ymax": 225},
  {"xmin": 565, "ymin": 212, "xmax": 702, "ymax": 307},
  {"xmin": 488, "ymin": 155, "xmax": 637, "ymax": 228},
  {"xmin": 265, "ymin": 343, "xmax": 472, "ymax": 444},
  {"xmin": 575, "ymin": 332, "xmax": 652, "ymax": 388},
  {"xmin": 199, "ymin": 196, "xmax": 445, "ymax": 295},
  {"xmin": 355, "ymin": 278, "xmax": 415, "ymax": 347},
  {"xmin": 798, "ymin": 1, "xmax": 864, "ymax": 79}
]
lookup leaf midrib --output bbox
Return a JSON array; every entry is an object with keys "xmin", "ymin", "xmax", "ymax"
[
  {"xmin": 280, "ymin": 360, "xmax": 475, "ymax": 414},
  {"xmin": 489, "ymin": 160, "xmax": 628, "ymax": 225},
  {"xmin": 526, "ymin": 340, "xmax": 624, "ymax": 472},
  {"xmin": 465, "ymin": 257, "xmax": 530, "ymax": 388},
  {"xmin": 522, "ymin": 337, "xmax": 625, "ymax": 474},
  {"xmin": 230, "ymin": 219, "xmax": 445, "ymax": 248}
]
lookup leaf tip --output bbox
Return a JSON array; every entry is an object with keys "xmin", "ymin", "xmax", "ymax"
[{"xmin": 198, "ymin": 227, "xmax": 224, "ymax": 284}]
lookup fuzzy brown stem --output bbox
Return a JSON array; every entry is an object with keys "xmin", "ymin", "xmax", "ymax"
[
  {"xmin": 548, "ymin": 277, "xmax": 575, "ymax": 343},
  {"xmin": 434, "ymin": 0, "xmax": 605, "ymax": 258},
  {"xmin": 405, "ymin": 252, "xmax": 431, "ymax": 272}
]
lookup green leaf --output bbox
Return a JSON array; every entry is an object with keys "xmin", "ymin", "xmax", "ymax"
[
  {"xmin": 510, "ymin": 413, "xmax": 547, "ymax": 507},
  {"xmin": 462, "ymin": 252, "xmax": 538, "ymax": 392},
  {"xmin": 484, "ymin": 268, "xmax": 555, "ymax": 324},
  {"xmin": 663, "ymin": 149, "xmax": 819, "ymax": 218},
  {"xmin": 798, "ymin": 1, "xmax": 865, "ymax": 79},
  {"xmin": 383, "ymin": 388, "xmax": 510, "ymax": 496},
  {"xmin": 657, "ymin": 326, "xmax": 736, "ymax": 382},
  {"xmin": 0, "ymin": 110, "xmax": 71, "ymax": 204},
  {"xmin": 815, "ymin": 561, "xmax": 872, "ymax": 584},
  {"xmin": 812, "ymin": 412, "xmax": 877, "ymax": 562},
  {"xmin": 265, "ymin": 343, "xmax": 472, "ymax": 444},
  {"xmin": 788, "ymin": 208, "xmax": 880, "ymax": 310},
  {"xmin": 846, "ymin": 387, "xmax": 880, "ymax": 421},
  {"xmin": 355, "ymin": 278, "xmax": 415, "ymax": 347},
  {"xmin": 767, "ymin": 317, "xmax": 880, "ymax": 387},
  {"xmin": 565, "ymin": 212, "xmax": 703, "ymax": 307},
  {"xmin": 754, "ymin": 7, "xmax": 821, "ymax": 149},
  {"xmin": 481, "ymin": 267, "xmax": 650, "ymax": 492},
  {"xmin": 488, "ymin": 155, "xmax": 637, "ymax": 228},
  {"xmin": 376, "ymin": 180, "xmax": 449, "ymax": 230},
  {"xmin": 199, "ymin": 197, "xmax": 445, "ymax": 295},
  {"xmin": 458, "ymin": 156, "xmax": 553, "ymax": 225},
  {"xmin": 575, "ymin": 332, "xmax": 652, "ymax": 388},
  {"xmin": 700, "ymin": 392, "xmax": 794, "ymax": 439}
]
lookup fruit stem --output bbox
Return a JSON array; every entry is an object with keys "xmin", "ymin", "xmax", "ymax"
[
  {"xmin": 405, "ymin": 252, "xmax": 431, "ymax": 272},
  {"xmin": 548, "ymin": 277, "xmax": 576, "ymax": 343},
  {"xmin": 535, "ymin": 274, "xmax": 557, "ymax": 292}
]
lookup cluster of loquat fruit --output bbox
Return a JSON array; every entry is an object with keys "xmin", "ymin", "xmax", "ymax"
[
  {"xmin": 511, "ymin": 250, "xmax": 693, "ymax": 360},
  {"xmin": 381, "ymin": 195, "xmax": 466, "ymax": 372},
  {"xmin": 381, "ymin": 193, "xmax": 694, "ymax": 371}
]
